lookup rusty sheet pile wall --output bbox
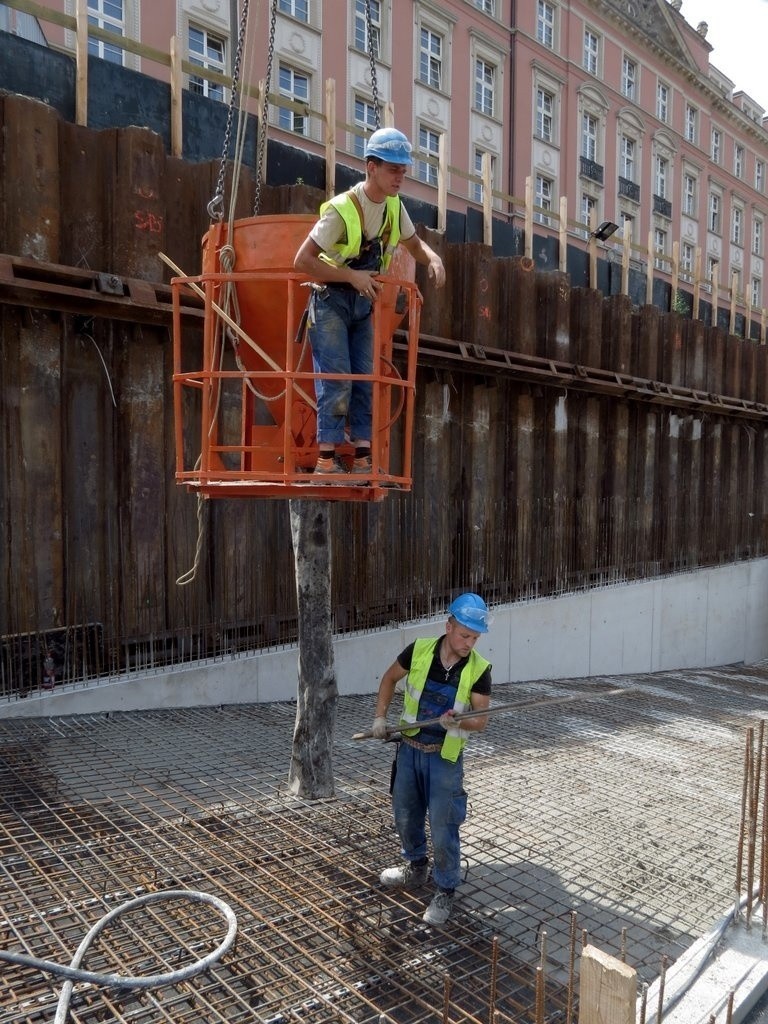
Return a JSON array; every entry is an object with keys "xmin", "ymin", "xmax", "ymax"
[{"xmin": 2, "ymin": 93, "xmax": 768, "ymax": 695}]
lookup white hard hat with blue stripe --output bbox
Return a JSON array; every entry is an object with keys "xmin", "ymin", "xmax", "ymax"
[{"xmin": 364, "ymin": 128, "xmax": 413, "ymax": 165}]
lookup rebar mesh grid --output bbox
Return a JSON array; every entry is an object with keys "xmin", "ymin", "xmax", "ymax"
[{"xmin": 1, "ymin": 664, "xmax": 766, "ymax": 1023}]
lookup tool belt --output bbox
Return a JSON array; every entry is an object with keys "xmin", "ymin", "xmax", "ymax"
[{"xmin": 401, "ymin": 734, "xmax": 443, "ymax": 754}]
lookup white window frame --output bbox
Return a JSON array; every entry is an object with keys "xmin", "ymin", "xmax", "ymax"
[
  {"xmin": 684, "ymin": 104, "xmax": 697, "ymax": 144},
  {"xmin": 735, "ymin": 145, "xmax": 744, "ymax": 180},
  {"xmin": 708, "ymin": 192, "xmax": 721, "ymax": 234},
  {"xmin": 756, "ymin": 160, "xmax": 765, "ymax": 194},
  {"xmin": 474, "ymin": 56, "xmax": 496, "ymax": 117},
  {"xmin": 682, "ymin": 173, "xmax": 697, "ymax": 217},
  {"xmin": 620, "ymin": 135, "xmax": 635, "ymax": 181},
  {"xmin": 473, "ymin": 0, "xmax": 495, "ymax": 13},
  {"xmin": 654, "ymin": 227, "xmax": 668, "ymax": 270},
  {"xmin": 419, "ymin": 25, "xmax": 443, "ymax": 90},
  {"xmin": 536, "ymin": 87, "xmax": 554, "ymax": 142},
  {"xmin": 753, "ymin": 216, "xmax": 764, "ymax": 257},
  {"xmin": 656, "ymin": 81, "xmax": 669, "ymax": 123},
  {"xmin": 472, "ymin": 147, "xmax": 496, "ymax": 204},
  {"xmin": 87, "ymin": 0, "xmax": 124, "ymax": 64},
  {"xmin": 654, "ymin": 154, "xmax": 668, "ymax": 200},
  {"xmin": 188, "ymin": 24, "xmax": 226, "ymax": 101},
  {"xmin": 621, "ymin": 56, "xmax": 636, "ymax": 101},
  {"xmin": 536, "ymin": 0, "xmax": 555, "ymax": 49},
  {"xmin": 417, "ymin": 124, "xmax": 440, "ymax": 187},
  {"xmin": 752, "ymin": 276, "xmax": 762, "ymax": 310},
  {"xmin": 707, "ymin": 256, "xmax": 719, "ymax": 293},
  {"xmin": 278, "ymin": 63, "xmax": 310, "ymax": 137},
  {"xmin": 535, "ymin": 174, "xmax": 553, "ymax": 226},
  {"xmin": 732, "ymin": 205, "xmax": 744, "ymax": 247},
  {"xmin": 620, "ymin": 211, "xmax": 635, "ymax": 243},
  {"xmin": 354, "ymin": 0, "xmax": 381, "ymax": 58},
  {"xmin": 581, "ymin": 192, "xmax": 597, "ymax": 237},
  {"xmin": 711, "ymin": 127, "xmax": 722, "ymax": 164},
  {"xmin": 583, "ymin": 29, "xmax": 599, "ymax": 76},
  {"xmin": 681, "ymin": 242, "xmax": 694, "ymax": 280},
  {"xmin": 581, "ymin": 112, "xmax": 598, "ymax": 162},
  {"xmin": 278, "ymin": 0, "xmax": 309, "ymax": 23},
  {"xmin": 353, "ymin": 95, "xmax": 378, "ymax": 158}
]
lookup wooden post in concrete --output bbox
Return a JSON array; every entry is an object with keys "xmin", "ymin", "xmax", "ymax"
[{"xmin": 579, "ymin": 945, "xmax": 636, "ymax": 1024}]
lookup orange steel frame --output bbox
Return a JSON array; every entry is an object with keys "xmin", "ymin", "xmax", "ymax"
[{"xmin": 171, "ymin": 263, "xmax": 421, "ymax": 503}]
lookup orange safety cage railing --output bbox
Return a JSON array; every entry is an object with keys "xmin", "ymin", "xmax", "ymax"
[{"xmin": 171, "ymin": 214, "xmax": 422, "ymax": 502}]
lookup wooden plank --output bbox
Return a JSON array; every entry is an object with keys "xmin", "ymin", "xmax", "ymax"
[{"xmin": 578, "ymin": 944, "xmax": 636, "ymax": 1024}]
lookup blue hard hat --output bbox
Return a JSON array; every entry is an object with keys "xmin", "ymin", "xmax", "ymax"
[
  {"xmin": 364, "ymin": 127, "xmax": 413, "ymax": 165},
  {"xmin": 447, "ymin": 593, "xmax": 491, "ymax": 633}
]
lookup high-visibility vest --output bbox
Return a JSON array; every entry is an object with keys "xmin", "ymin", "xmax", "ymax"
[
  {"xmin": 318, "ymin": 190, "xmax": 402, "ymax": 271},
  {"xmin": 400, "ymin": 638, "xmax": 491, "ymax": 763}
]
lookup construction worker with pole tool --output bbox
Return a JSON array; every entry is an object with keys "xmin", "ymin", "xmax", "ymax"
[{"xmin": 370, "ymin": 593, "xmax": 492, "ymax": 925}]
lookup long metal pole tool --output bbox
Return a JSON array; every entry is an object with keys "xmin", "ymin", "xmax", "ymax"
[{"xmin": 352, "ymin": 686, "xmax": 634, "ymax": 740}]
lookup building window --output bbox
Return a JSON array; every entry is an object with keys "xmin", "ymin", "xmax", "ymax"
[
  {"xmin": 419, "ymin": 28, "xmax": 443, "ymax": 90},
  {"xmin": 654, "ymin": 155, "xmax": 668, "ymax": 200},
  {"xmin": 353, "ymin": 96, "xmax": 378, "ymax": 157},
  {"xmin": 682, "ymin": 173, "xmax": 697, "ymax": 216},
  {"xmin": 756, "ymin": 160, "xmax": 765, "ymax": 194},
  {"xmin": 620, "ymin": 211, "xmax": 635, "ymax": 242},
  {"xmin": 735, "ymin": 145, "xmax": 744, "ymax": 180},
  {"xmin": 708, "ymin": 192, "xmax": 721, "ymax": 234},
  {"xmin": 535, "ymin": 174, "xmax": 553, "ymax": 225},
  {"xmin": 278, "ymin": 0, "xmax": 309, "ymax": 22},
  {"xmin": 656, "ymin": 81, "xmax": 669, "ymax": 123},
  {"xmin": 87, "ymin": 0, "xmax": 123, "ymax": 64},
  {"xmin": 620, "ymin": 135, "xmax": 635, "ymax": 181},
  {"xmin": 681, "ymin": 241, "xmax": 694, "ymax": 280},
  {"xmin": 473, "ymin": 0, "xmax": 495, "ymax": 13},
  {"xmin": 536, "ymin": 1, "xmax": 555, "ymax": 49},
  {"xmin": 752, "ymin": 277, "xmax": 762, "ymax": 309},
  {"xmin": 581, "ymin": 193, "xmax": 597, "ymax": 236},
  {"xmin": 654, "ymin": 227, "xmax": 667, "ymax": 269},
  {"xmin": 581, "ymin": 113, "xmax": 597, "ymax": 161},
  {"xmin": 711, "ymin": 127, "xmax": 721, "ymax": 163},
  {"xmin": 189, "ymin": 25, "xmax": 225, "ymax": 101},
  {"xmin": 278, "ymin": 64, "xmax": 309, "ymax": 136},
  {"xmin": 685, "ymin": 104, "xmax": 697, "ymax": 144},
  {"xmin": 536, "ymin": 87, "xmax": 554, "ymax": 142},
  {"xmin": 474, "ymin": 58, "xmax": 496, "ymax": 116},
  {"xmin": 354, "ymin": 0, "xmax": 380, "ymax": 57},
  {"xmin": 417, "ymin": 125, "xmax": 440, "ymax": 187},
  {"xmin": 732, "ymin": 269, "xmax": 742, "ymax": 299},
  {"xmin": 754, "ymin": 217, "xmax": 764, "ymax": 257},
  {"xmin": 732, "ymin": 206, "xmax": 743, "ymax": 246},
  {"xmin": 621, "ymin": 56, "xmax": 636, "ymax": 100},
  {"xmin": 472, "ymin": 148, "xmax": 496, "ymax": 203},
  {"xmin": 583, "ymin": 30, "xmax": 599, "ymax": 75}
]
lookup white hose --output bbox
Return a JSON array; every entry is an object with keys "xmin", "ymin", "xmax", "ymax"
[{"xmin": 0, "ymin": 889, "xmax": 237, "ymax": 1023}]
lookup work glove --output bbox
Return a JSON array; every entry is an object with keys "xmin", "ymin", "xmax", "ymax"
[{"xmin": 371, "ymin": 716, "xmax": 389, "ymax": 740}]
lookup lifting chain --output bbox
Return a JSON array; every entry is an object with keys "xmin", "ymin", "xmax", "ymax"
[
  {"xmin": 253, "ymin": 0, "xmax": 277, "ymax": 216},
  {"xmin": 208, "ymin": 0, "xmax": 251, "ymax": 222},
  {"xmin": 364, "ymin": 0, "xmax": 381, "ymax": 130}
]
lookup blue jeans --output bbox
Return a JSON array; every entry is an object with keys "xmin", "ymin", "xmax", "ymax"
[
  {"xmin": 308, "ymin": 287, "xmax": 373, "ymax": 446},
  {"xmin": 391, "ymin": 742, "xmax": 468, "ymax": 891}
]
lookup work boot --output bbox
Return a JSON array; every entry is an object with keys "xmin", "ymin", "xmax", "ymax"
[
  {"xmin": 379, "ymin": 859, "xmax": 429, "ymax": 888},
  {"xmin": 423, "ymin": 889, "xmax": 454, "ymax": 926},
  {"xmin": 351, "ymin": 454, "xmax": 372, "ymax": 475},
  {"xmin": 313, "ymin": 455, "xmax": 347, "ymax": 479}
]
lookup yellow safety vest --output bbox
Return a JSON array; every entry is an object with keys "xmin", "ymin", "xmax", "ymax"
[
  {"xmin": 400, "ymin": 638, "xmax": 490, "ymax": 763},
  {"xmin": 318, "ymin": 191, "xmax": 402, "ymax": 271}
]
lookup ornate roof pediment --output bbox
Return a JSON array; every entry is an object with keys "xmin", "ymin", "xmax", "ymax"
[{"xmin": 589, "ymin": 0, "xmax": 699, "ymax": 70}]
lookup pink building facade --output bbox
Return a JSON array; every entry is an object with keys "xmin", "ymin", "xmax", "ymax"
[{"xmin": 5, "ymin": 0, "xmax": 768, "ymax": 309}]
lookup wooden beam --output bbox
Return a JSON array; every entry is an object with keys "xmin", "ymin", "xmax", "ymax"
[
  {"xmin": 579, "ymin": 944, "xmax": 636, "ymax": 1024},
  {"xmin": 75, "ymin": 0, "xmax": 88, "ymax": 127}
]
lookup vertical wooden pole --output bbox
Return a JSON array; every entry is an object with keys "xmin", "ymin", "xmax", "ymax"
[
  {"xmin": 524, "ymin": 176, "xmax": 533, "ymax": 260},
  {"xmin": 324, "ymin": 77, "xmax": 336, "ymax": 200},
  {"xmin": 621, "ymin": 218, "xmax": 630, "ymax": 296},
  {"xmin": 578, "ymin": 945, "xmax": 636, "ymax": 1024},
  {"xmin": 482, "ymin": 151, "xmax": 492, "ymax": 246},
  {"xmin": 730, "ymin": 270, "xmax": 738, "ymax": 336},
  {"xmin": 383, "ymin": 100, "xmax": 395, "ymax": 127},
  {"xmin": 437, "ymin": 132, "xmax": 447, "ymax": 233},
  {"xmin": 170, "ymin": 35, "xmax": 183, "ymax": 158},
  {"xmin": 559, "ymin": 195, "xmax": 568, "ymax": 273},
  {"xmin": 646, "ymin": 230, "xmax": 654, "ymax": 305},
  {"xmin": 693, "ymin": 245, "xmax": 702, "ymax": 321},
  {"xmin": 588, "ymin": 208, "xmax": 597, "ymax": 290},
  {"xmin": 75, "ymin": 0, "xmax": 89, "ymax": 126},
  {"xmin": 710, "ymin": 260, "xmax": 719, "ymax": 327},
  {"xmin": 671, "ymin": 239, "xmax": 679, "ymax": 308}
]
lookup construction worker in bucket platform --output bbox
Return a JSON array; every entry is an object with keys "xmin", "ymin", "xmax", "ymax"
[
  {"xmin": 371, "ymin": 593, "xmax": 492, "ymax": 926},
  {"xmin": 293, "ymin": 127, "xmax": 445, "ymax": 477}
]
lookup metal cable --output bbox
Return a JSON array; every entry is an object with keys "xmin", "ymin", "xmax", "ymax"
[{"xmin": 0, "ymin": 889, "xmax": 237, "ymax": 1024}]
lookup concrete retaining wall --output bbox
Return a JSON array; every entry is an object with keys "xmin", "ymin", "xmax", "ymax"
[{"xmin": 3, "ymin": 558, "xmax": 767, "ymax": 719}]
